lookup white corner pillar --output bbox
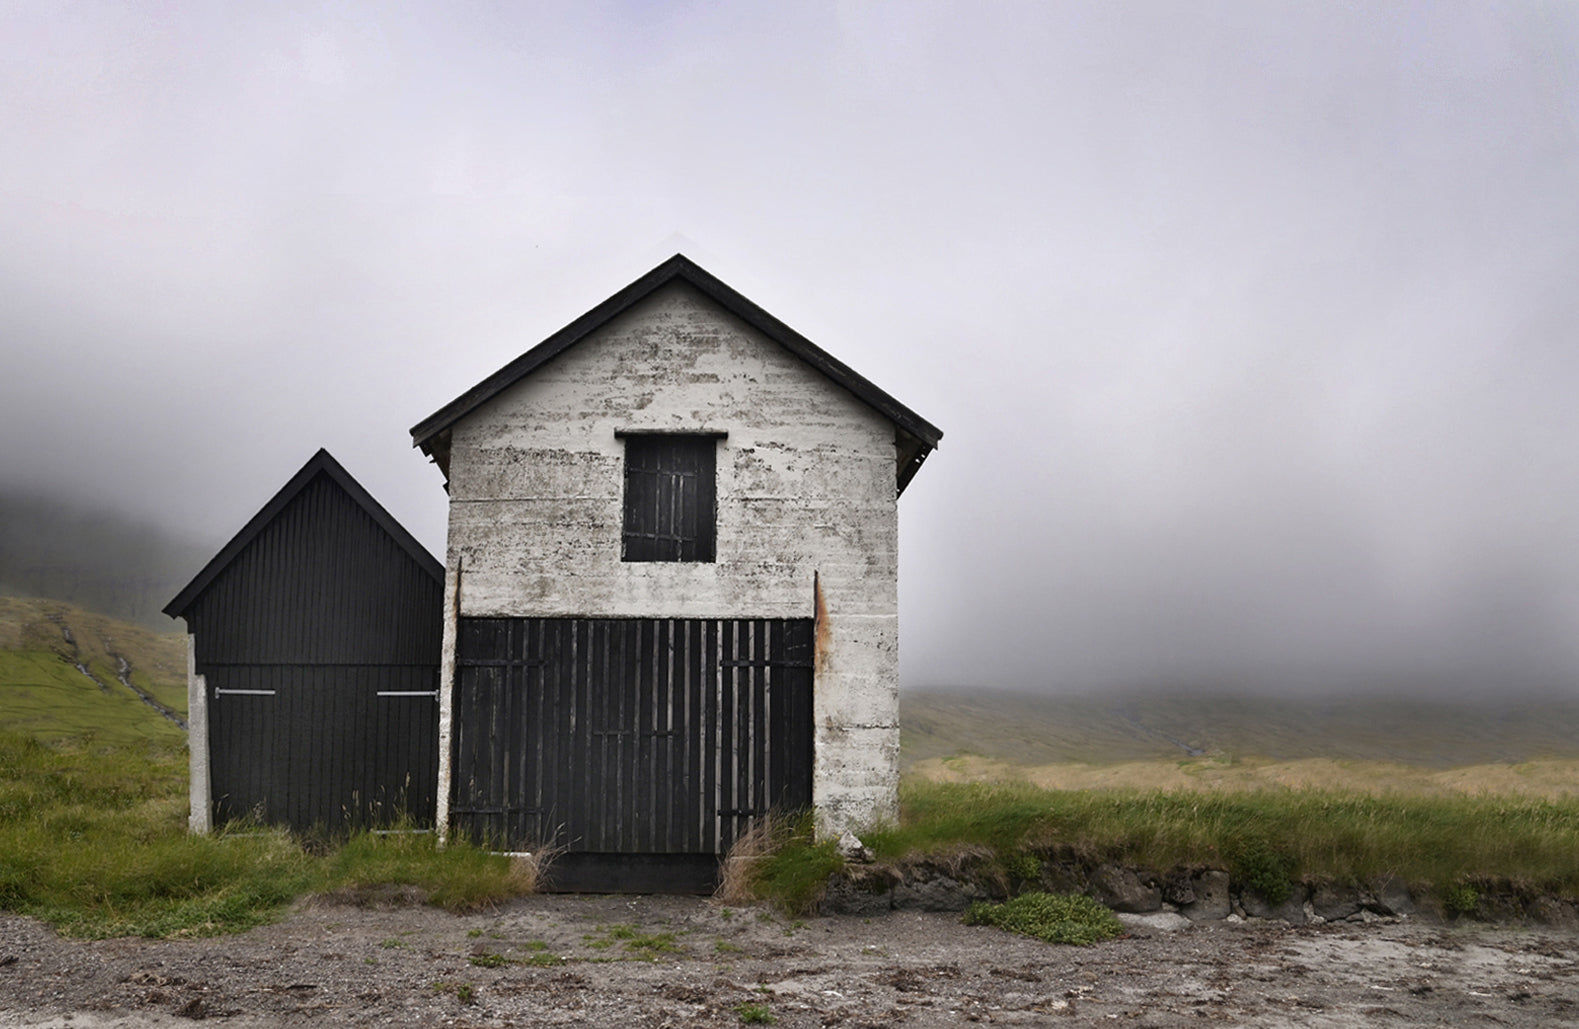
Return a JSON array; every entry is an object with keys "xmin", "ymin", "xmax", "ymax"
[
  {"xmin": 186, "ymin": 633, "xmax": 211, "ymax": 835},
  {"xmin": 434, "ymin": 558, "xmax": 461, "ymax": 844}
]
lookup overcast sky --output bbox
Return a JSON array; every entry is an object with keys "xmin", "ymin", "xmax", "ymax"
[{"xmin": 3, "ymin": 2, "xmax": 1577, "ymax": 694}]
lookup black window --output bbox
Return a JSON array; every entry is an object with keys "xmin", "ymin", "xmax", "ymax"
[{"xmin": 620, "ymin": 433, "xmax": 719, "ymax": 562}]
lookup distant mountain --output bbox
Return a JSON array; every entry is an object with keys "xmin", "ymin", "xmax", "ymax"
[
  {"xmin": 0, "ymin": 490, "xmax": 213, "ymax": 629},
  {"xmin": 900, "ymin": 686, "xmax": 1579, "ymax": 769}
]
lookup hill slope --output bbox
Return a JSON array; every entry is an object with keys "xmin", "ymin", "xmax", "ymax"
[
  {"xmin": 900, "ymin": 687, "xmax": 1579, "ymax": 769},
  {"xmin": 0, "ymin": 597, "xmax": 187, "ymax": 746}
]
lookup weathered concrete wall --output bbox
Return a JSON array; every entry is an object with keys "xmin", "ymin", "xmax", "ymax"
[
  {"xmin": 441, "ymin": 280, "xmax": 901, "ymax": 832},
  {"xmin": 186, "ymin": 634, "xmax": 211, "ymax": 835}
]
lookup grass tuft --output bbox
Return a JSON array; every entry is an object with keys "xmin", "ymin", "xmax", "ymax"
[
  {"xmin": 321, "ymin": 829, "xmax": 533, "ymax": 913},
  {"xmin": 735, "ymin": 1001, "xmax": 776, "ymax": 1024},
  {"xmin": 964, "ymin": 891, "xmax": 1123, "ymax": 946},
  {"xmin": 720, "ymin": 811, "xmax": 843, "ymax": 915}
]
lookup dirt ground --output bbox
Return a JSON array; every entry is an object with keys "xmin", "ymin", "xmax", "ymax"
[{"xmin": 3, "ymin": 896, "xmax": 1578, "ymax": 1028}]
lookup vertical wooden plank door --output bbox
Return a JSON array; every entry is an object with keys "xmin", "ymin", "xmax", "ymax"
[{"xmin": 450, "ymin": 617, "xmax": 814, "ymax": 878}]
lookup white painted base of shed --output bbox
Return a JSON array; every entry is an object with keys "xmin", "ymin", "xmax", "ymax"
[{"xmin": 186, "ymin": 633, "xmax": 212, "ymax": 835}]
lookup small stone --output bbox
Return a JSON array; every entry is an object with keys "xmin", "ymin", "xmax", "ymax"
[
  {"xmin": 1309, "ymin": 883, "xmax": 1361, "ymax": 921},
  {"xmin": 1117, "ymin": 911, "xmax": 1193, "ymax": 932},
  {"xmin": 1092, "ymin": 865, "xmax": 1162, "ymax": 913},
  {"xmin": 836, "ymin": 830, "xmax": 873, "ymax": 863},
  {"xmin": 1179, "ymin": 871, "xmax": 1231, "ymax": 922}
]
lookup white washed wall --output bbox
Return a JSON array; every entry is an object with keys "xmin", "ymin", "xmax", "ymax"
[{"xmin": 442, "ymin": 281, "xmax": 901, "ymax": 832}]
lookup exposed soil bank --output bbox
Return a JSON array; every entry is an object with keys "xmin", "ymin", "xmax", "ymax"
[
  {"xmin": 823, "ymin": 850, "xmax": 1579, "ymax": 928},
  {"xmin": 3, "ymin": 895, "xmax": 1579, "ymax": 1027}
]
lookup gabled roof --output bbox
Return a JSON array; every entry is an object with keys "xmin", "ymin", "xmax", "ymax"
[
  {"xmin": 164, "ymin": 449, "xmax": 443, "ymax": 620},
  {"xmin": 409, "ymin": 254, "xmax": 943, "ymax": 494}
]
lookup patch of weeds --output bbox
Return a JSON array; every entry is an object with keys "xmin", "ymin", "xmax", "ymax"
[
  {"xmin": 624, "ymin": 931, "xmax": 682, "ymax": 959},
  {"xmin": 582, "ymin": 923, "xmax": 682, "ymax": 959},
  {"xmin": 736, "ymin": 1001, "xmax": 776, "ymax": 1024},
  {"xmin": 1231, "ymin": 838, "xmax": 1294, "ymax": 905},
  {"xmin": 964, "ymin": 892, "xmax": 1122, "ymax": 946},
  {"xmin": 751, "ymin": 812, "xmax": 844, "ymax": 916},
  {"xmin": 715, "ymin": 938, "xmax": 744, "ymax": 954},
  {"xmin": 756, "ymin": 911, "xmax": 775, "ymax": 923},
  {"xmin": 582, "ymin": 923, "xmax": 633, "ymax": 950},
  {"xmin": 1005, "ymin": 851, "xmax": 1041, "ymax": 884},
  {"xmin": 523, "ymin": 939, "xmax": 550, "ymax": 951},
  {"xmin": 522, "ymin": 952, "xmax": 563, "ymax": 967},
  {"xmin": 378, "ymin": 938, "xmax": 405, "ymax": 950},
  {"xmin": 324, "ymin": 830, "xmax": 534, "ymax": 913},
  {"xmin": 466, "ymin": 928, "xmax": 483, "ymax": 938},
  {"xmin": 1444, "ymin": 883, "xmax": 1480, "ymax": 918},
  {"xmin": 431, "ymin": 980, "xmax": 477, "ymax": 1005},
  {"xmin": 721, "ymin": 907, "xmax": 734, "ymax": 920},
  {"xmin": 468, "ymin": 952, "xmax": 508, "ymax": 968}
]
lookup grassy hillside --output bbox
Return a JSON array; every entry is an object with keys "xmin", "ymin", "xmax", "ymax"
[
  {"xmin": 0, "ymin": 596, "xmax": 187, "ymax": 746},
  {"xmin": 900, "ymin": 687, "xmax": 1579, "ymax": 769}
]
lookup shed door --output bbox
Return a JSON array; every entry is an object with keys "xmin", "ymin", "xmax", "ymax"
[
  {"xmin": 207, "ymin": 665, "xmax": 440, "ymax": 833},
  {"xmin": 450, "ymin": 618, "xmax": 813, "ymax": 854}
]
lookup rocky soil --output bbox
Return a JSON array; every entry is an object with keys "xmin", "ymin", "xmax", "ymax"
[{"xmin": 3, "ymin": 895, "xmax": 1579, "ymax": 1027}]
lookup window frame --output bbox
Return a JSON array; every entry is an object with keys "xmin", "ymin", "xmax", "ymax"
[{"xmin": 616, "ymin": 430, "xmax": 725, "ymax": 563}]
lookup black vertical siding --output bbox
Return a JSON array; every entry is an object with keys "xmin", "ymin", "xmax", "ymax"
[
  {"xmin": 184, "ymin": 468, "xmax": 444, "ymax": 835},
  {"xmin": 184, "ymin": 474, "xmax": 442, "ymax": 665},
  {"xmin": 451, "ymin": 617, "xmax": 814, "ymax": 856}
]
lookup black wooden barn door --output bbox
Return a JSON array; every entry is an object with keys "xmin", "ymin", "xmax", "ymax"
[
  {"xmin": 207, "ymin": 666, "xmax": 440, "ymax": 834},
  {"xmin": 451, "ymin": 617, "xmax": 813, "ymax": 877}
]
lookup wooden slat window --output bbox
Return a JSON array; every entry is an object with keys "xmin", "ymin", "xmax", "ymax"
[{"xmin": 621, "ymin": 434, "xmax": 717, "ymax": 562}]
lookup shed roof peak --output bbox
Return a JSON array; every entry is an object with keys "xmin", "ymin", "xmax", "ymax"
[
  {"xmin": 408, "ymin": 254, "xmax": 941, "ymax": 493},
  {"xmin": 163, "ymin": 449, "xmax": 442, "ymax": 620}
]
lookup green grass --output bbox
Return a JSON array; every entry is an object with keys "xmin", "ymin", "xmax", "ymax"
[
  {"xmin": 901, "ymin": 687, "xmax": 1579, "ymax": 769},
  {"xmin": 0, "ymin": 731, "xmax": 313, "ymax": 937},
  {"xmin": 741, "ymin": 812, "xmax": 844, "ymax": 916},
  {"xmin": 0, "ymin": 597, "xmax": 188, "ymax": 744},
  {"xmin": 320, "ymin": 827, "xmax": 531, "ymax": 912},
  {"xmin": 0, "ymin": 651, "xmax": 183, "ymax": 747},
  {"xmin": 582, "ymin": 923, "xmax": 684, "ymax": 959},
  {"xmin": 735, "ymin": 1001, "xmax": 776, "ymax": 1024},
  {"xmin": 0, "ymin": 731, "xmax": 533, "ymax": 938},
  {"xmin": 964, "ymin": 892, "xmax": 1122, "ymax": 945},
  {"xmin": 865, "ymin": 779, "xmax": 1579, "ymax": 901}
]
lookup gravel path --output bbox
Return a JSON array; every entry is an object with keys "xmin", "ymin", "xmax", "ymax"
[{"xmin": 3, "ymin": 896, "xmax": 1578, "ymax": 1027}]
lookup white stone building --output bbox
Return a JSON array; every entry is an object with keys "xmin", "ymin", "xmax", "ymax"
[{"xmin": 410, "ymin": 255, "xmax": 940, "ymax": 890}]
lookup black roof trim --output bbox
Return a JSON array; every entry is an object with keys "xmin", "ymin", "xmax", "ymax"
[
  {"xmin": 409, "ymin": 254, "xmax": 942, "ymax": 489},
  {"xmin": 163, "ymin": 449, "xmax": 444, "ymax": 620}
]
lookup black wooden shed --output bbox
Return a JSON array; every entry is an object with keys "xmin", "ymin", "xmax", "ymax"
[{"xmin": 165, "ymin": 449, "xmax": 443, "ymax": 836}]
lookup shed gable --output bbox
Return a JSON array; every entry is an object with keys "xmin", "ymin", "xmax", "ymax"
[
  {"xmin": 166, "ymin": 450, "xmax": 443, "ymax": 665},
  {"xmin": 166, "ymin": 449, "xmax": 445, "ymax": 837},
  {"xmin": 439, "ymin": 281, "xmax": 901, "ymax": 621},
  {"xmin": 410, "ymin": 254, "xmax": 941, "ymax": 494}
]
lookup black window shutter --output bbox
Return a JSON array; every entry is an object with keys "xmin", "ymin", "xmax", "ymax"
[{"xmin": 622, "ymin": 435, "xmax": 716, "ymax": 562}]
